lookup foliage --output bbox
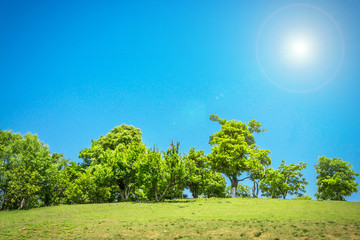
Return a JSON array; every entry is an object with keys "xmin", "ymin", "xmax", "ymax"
[
  {"xmin": 294, "ymin": 194, "xmax": 312, "ymax": 200},
  {"xmin": 260, "ymin": 160, "xmax": 308, "ymax": 199},
  {"xmin": 185, "ymin": 147, "xmax": 226, "ymax": 198},
  {"xmin": 78, "ymin": 124, "xmax": 143, "ymax": 167},
  {"xmin": 208, "ymin": 114, "xmax": 268, "ymax": 198},
  {"xmin": 138, "ymin": 142, "xmax": 187, "ymax": 201},
  {"xmin": 315, "ymin": 156, "xmax": 360, "ymax": 200},
  {"xmin": 0, "ymin": 130, "xmax": 66, "ymax": 210},
  {"xmin": 3, "ymin": 120, "xmax": 358, "ymax": 210},
  {"xmin": 247, "ymin": 147, "xmax": 271, "ymax": 197},
  {"xmin": 97, "ymin": 143, "xmax": 146, "ymax": 201},
  {"xmin": 62, "ymin": 167, "xmax": 111, "ymax": 204},
  {"xmin": 78, "ymin": 125, "xmax": 145, "ymax": 201}
]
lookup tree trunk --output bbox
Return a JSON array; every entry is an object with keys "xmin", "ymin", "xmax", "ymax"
[
  {"xmin": 158, "ymin": 183, "xmax": 172, "ymax": 202},
  {"xmin": 230, "ymin": 178, "xmax": 238, "ymax": 198},
  {"xmin": 252, "ymin": 181, "xmax": 256, "ymax": 197},
  {"xmin": 125, "ymin": 187, "xmax": 131, "ymax": 201},
  {"xmin": 18, "ymin": 198, "xmax": 26, "ymax": 210},
  {"xmin": 118, "ymin": 190, "xmax": 125, "ymax": 202},
  {"xmin": 153, "ymin": 184, "xmax": 159, "ymax": 202},
  {"xmin": 252, "ymin": 181, "xmax": 259, "ymax": 198}
]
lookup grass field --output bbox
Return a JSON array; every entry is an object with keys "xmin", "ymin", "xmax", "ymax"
[{"xmin": 1, "ymin": 198, "xmax": 360, "ymax": 239}]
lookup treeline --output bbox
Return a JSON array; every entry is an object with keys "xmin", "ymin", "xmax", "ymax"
[{"xmin": 1, "ymin": 115, "xmax": 359, "ymax": 210}]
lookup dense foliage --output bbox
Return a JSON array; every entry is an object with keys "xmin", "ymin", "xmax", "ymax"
[
  {"xmin": 208, "ymin": 114, "xmax": 270, "ymax": 198},
  {"xmin": 315, "ymin": 156, "xmax": 360, "ymax": 200},
  {"xmin": 1, "ymin": 115, "xmax": 359, "ymax": 210},
  {"xmin": 260, "ymin": 160, "xmax": 308, "ymax": 199},
  {"xmin": 0, "ymin": 131, "xmax": 66, "ymax": 210}
]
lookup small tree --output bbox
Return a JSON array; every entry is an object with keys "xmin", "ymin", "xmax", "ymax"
[
  {"xmin": 260, "ymin": 160, "xmax": 308, "ymax": 199},
  {"xmin": 247, "ymin": 147, "xmax": 271, "ymax": 197},
  {"xmin": 315, "ymin": 156, "xmax": 360, "ymax": 201},
  {"xmin": 138, "ymin": 142, "xmax": 187, "ymax": 201},
  {"xmin": 185, "ymin": 147, "xmax": 226, "ymax": 198}
]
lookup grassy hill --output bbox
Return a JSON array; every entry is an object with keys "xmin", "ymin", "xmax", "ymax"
[{"xmin": 1, "ymin": 198, "xmax": 360, "ymax": 239}]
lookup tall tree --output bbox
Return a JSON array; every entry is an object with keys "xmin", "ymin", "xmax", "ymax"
[
  {"xmin": 208, "ymin": 114, "xmax": 267, "ymax": 198},
  {"xmin": 315, "ymin": 156, "xmax": 360, "ymax": 200},
  {"xmin": 260, "ymin": 160, "xmax": 308, "ymax": 199}
]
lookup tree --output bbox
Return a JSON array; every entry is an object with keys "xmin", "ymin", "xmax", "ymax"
[
  {"xmin": 78, "ymin": 124, "xmax": 145, "ymax": 201},
  {"xmin": 260, "ymin": 160, "xmax": 308, "ymax": 199},
  {"xmin": 185, "ymin": 147, "xmax": 226, "ymax": 198},
  {"xmin": 138, "ymin": 142, "xmax": 187, "ymax": 201},
  {"xmin": 0, "ymin": 130, "xmax": 66, "ymax": 210},
  {"xmin": 201, "ymin": 171, "xmax": 227, "ymax": 198},
  {"xmin": 315, "ymin": 156, "xmax": 360, "ymax": 200},
  {"xmin": 208, "ymin": 114, "xmax": 267, "ymax": 198},
  {"xmin": 79, "ymin": 124, "xmax": 142, "ymax": 167},
  {"xmin": 97, "ymin": 143, "xmax": 146, "ymax": 202},
  {"xmin": 247, "ymin": 147, "xmax": 271, "ymax": 197},
  {"xmin": 61, "ymin": 167, "xmax": 112, "ymax": 204}
]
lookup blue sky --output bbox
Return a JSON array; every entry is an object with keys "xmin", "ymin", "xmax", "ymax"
[{"xmin": 1, "ymin": 0, "xmax": 360, "ymax": 201}]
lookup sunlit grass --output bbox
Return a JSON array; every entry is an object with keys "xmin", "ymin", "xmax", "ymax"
[{"xmin": 1, "ymin": 198, "xmax": 359, "ymax": 239}]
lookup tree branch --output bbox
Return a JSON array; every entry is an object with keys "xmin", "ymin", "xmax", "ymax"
[{"xmin": 238, "ymin": 176, "xmax": 251, "ymax": 182}]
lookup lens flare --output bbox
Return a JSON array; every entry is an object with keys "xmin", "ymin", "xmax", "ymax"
[{"xmin": 256, "ymin": 4, "xmax": 344, "ymax": 92}]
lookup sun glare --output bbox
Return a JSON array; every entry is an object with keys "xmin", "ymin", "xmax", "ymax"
[
  {"xmin": 286, "ymin": 37, "xmax": 313, "ymax": 63},
  {"xmin": 291, "ymin": 39, "xmax": 310, "ymax": 58},
  {"xmin": 256, "ymin": 4, "xmax": 344, "ymax": 92}
]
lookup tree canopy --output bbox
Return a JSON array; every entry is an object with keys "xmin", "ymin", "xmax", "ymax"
[
  {"xmin": 79, "ymin": 124, "xmax": 143, "ymax": 167},
  {"xmin": 1, "ymin": 118, "xmax": 359, "ymax": 210},
  {"xmin": 208, "ymin": 114, "xmax": 268, "ymax": 198},
  {"xmin": 315, "ymin": 156, "xmax": 360, "ymax": 200},
  {"xmin": 260, "ymin": 160, "xmax": 308, "ymax": 199},
  {"xmin": 185, "ymin": 147, "xmax": 226, "ymax": 198},
  {"xmin": 0, "ymin": 130, "xmax": 66, "ymax": 210}
]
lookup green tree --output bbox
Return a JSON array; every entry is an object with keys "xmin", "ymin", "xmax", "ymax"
[
  {"xmin": 0, "ymin": 130, "xmax": 65, "ymax": 210},
  {"xmin": 138, "ymin": 142, "xmax": 187, "ymax": 201},
  {"xmin": 62, "ymin": 167, "xmax": 111, "ymax": 204},
  {"xmin": 247, "ymin": 147, "xmax": 271, "ymax": 197},
  {"xmin": 260, "ymin": 160, "xmax": 308, "ymax": 199},
  {"xmin": 79, "ymin": 125, "xmax": 145, "ymax": 201},
  {"xmin": 208, "ymin": 114, "xmax": 267, "ymax": 198},
  {"xmin": 79, "ymin": 124, "xmax": 142, "ymax": 167},
  {"xmin": 97, "ymin": 143, "xmax": 146, "ymax": 202},
  {"xmin": 315, "ymin": 156, "xmax": 360, "ymax": 200},
  {"xmin": 185, "ymin": 147, "xmax": 226, "ymax": 198}
]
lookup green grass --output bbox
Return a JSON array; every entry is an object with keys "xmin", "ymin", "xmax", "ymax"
[{"xmin": 1, "ymin": 198, "xmax": 360, "ymax": 239}]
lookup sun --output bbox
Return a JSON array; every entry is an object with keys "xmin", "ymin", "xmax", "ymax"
[
  {"xmin": 256, "ymin": 4, "xmax": 344, "ymax": 92},
  {"xmin": 291, "ymin": 39, "xmax": 310, "ymax": 59},
  {"xmin": 286, "ymin": 36, "xmax": 313, "ymax": 63}
]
